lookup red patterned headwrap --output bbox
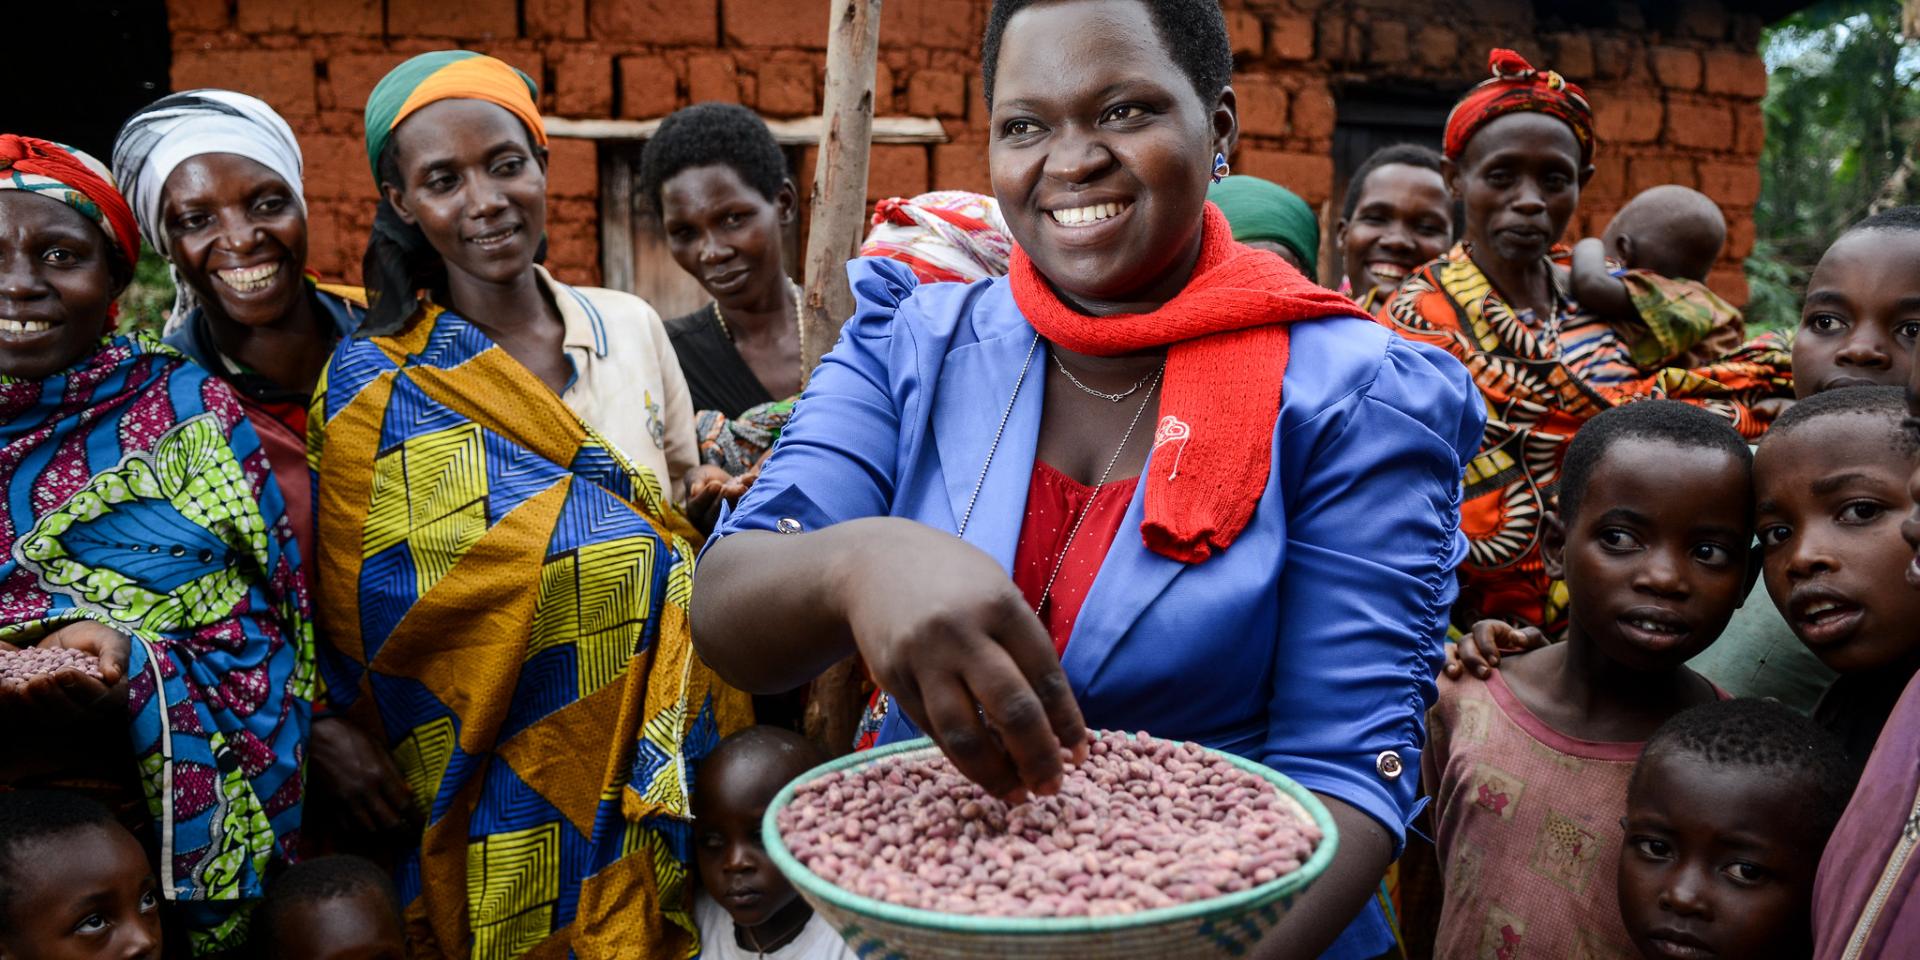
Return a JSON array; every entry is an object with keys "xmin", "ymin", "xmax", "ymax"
[
  {"xmin": 1443, "ymin": 49, "xmax": 1595, "ymax": 166},
  {"xmin": 0, "ymin": 135, "xmax": 142, "ymax": 272}
]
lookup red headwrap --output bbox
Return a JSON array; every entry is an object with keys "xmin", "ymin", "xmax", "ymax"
[
  {"xmin": 0, "ymin": 135, "xmax": 142, "ymax": 271},
  {"xmin": 1443, "ymin": 49, "xmax": 1595, "ymax": 166}
]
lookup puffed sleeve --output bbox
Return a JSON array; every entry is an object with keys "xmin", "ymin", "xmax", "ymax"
[
  {"xmin": 711, "ymin": 258, "xmax": 920, "ymax": 541},
  {"xmin": 1263, "ymin": 333, "xmax": 1485, "ymax": 854}
]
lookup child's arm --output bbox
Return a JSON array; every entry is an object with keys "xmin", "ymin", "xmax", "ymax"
[{"xmin": 1570, "ymin": 237, "xmax": 1635, "ymax": 322}]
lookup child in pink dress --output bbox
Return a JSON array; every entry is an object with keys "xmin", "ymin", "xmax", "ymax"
[{"xmin": 1424, "ymin": 401, "xmax": 1752, "ymax": 958}]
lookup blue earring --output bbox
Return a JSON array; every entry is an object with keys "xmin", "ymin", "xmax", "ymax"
[{"xmin": 1211, "ymin": 151, "xmax": 1230, "ymax": 183}]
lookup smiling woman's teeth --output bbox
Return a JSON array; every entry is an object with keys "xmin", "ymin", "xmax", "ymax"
[
  {"xmin": 216, "ymin": 263, "xmax": 280, "ymax": 293},
  {"xmin": 1368, "ymin": 262, "xmax": 1408, "ymax": 282},
  {"xmin": 1049, "ymin": 202, "xmax": 1129, "ymax": 226},
  {"xmin": 471, "ymin": 228, "xmax": 517, "ymax": 248},
  {"xmin": 0, "ymin": 319, "xmax": 52, "ymax": 335},
  {"xmin": 1627, "ymin": 618, "xmax": 1683, "ymax": 635}
]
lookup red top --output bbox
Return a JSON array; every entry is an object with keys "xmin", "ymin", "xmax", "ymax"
[{"xmin": 1012, "ymin": 461, "xmax": 1139, "ymax": 656}]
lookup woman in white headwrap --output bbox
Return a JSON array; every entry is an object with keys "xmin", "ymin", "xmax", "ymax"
[{"xmin": 111, "ymin": 90, "xmax": 397, "ymax": 848}]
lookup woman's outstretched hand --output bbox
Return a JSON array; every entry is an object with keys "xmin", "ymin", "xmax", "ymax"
[
  {"xmin": 1442, "ymin": 619, "xmax": 1549, "ymax": 680},
  {"xmin": 0, "ymin": 620, "xmax": 130, "ymax": 724},
  {"xmin": 835, "ymin": 519, "xmax": 1088, "ymax": 803}
]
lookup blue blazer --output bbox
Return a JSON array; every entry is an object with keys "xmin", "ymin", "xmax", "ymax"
[{"xmin": 714, "ymin": 258, "xmax": 1484, "ymax": 955}]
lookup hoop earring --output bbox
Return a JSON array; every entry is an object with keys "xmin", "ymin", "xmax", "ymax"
[{"xmin": 1211, "ymin": 151, "xmax": 1230, "ymax": 183}]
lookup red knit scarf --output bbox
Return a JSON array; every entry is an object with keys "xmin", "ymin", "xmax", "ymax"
[{"xmin": 1010, "ymin": 203, "xmax": 1369, "ymax": 563}]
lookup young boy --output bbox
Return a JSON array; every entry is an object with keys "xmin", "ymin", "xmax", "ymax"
[
  {"xmin": 0, "ymin": 790, "xmax": 161, "ymax": 960},
  {"xmin": 1788, "ymin": 206, "xmax": 1920, "ymax": 398},
  {"xmin": 1619, "ymin": 699, "xmax": 1857, "ymax": 960},
  {"xmin": 251, "ymin": 855, "xmax": 406, "ymax": 960},
  {"xmin": 1571, "ymin": 185, "xmax": 1743, "ymax": 369},
  {"xmin": 694, "ymin": 727, "xmax": 852, "ymax": 960},
  {"xmin": 1752, "ymin": 386, "xmax": 1920, "ymax": 760},
  {"xmin": 1424, "ymin": 400, "xmax": 1752, "ymax": 958}
]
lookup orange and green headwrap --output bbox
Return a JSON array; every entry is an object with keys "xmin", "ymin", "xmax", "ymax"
[
  {"xmin": 1444, "ymin": 48, "xmax": 1595, "ymax": 166},
  {"xmin": 363, "ymin": 50, "xmax": 546, "ymax": 178}
]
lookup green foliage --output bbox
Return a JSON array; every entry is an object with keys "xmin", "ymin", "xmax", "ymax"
[
  {"xmin": 1745, "ymin": 0, "xmax": 1920, "ymax": 330},
  {"xmin": 116, "ymin": 245, "xmax": 173, "ymax": 337}
]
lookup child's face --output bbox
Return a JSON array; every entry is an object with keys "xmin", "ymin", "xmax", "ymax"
[
  {"xmin": 693, "ymin": 757, "xmax": 802, "ymax": 930},
  {"xmin": 1756, "ymin": 416, "xmax": 1920, "ymax": 674},
  {"xmin": 267, "ymin": 890, "xmax": 406, "ymax": 960},
  {"xmin": 1545, "ymin": 440, "xmax": 1752, "ymax": 670},
  {"xmin": 0, "ymin": 825, "xmax": 160, "ymax": 960},
  {"xmin": 1792, "ymin": 229, "xmax": 1920, "ymax": 400},
  {"xmin": 1619, "ymin": 752, "xmax": 1818, "ymax": 960}
]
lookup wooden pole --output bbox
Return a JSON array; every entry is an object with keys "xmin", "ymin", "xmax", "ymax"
[{"xmin": 798, "ymin": 0, "xmax": 882, "ymax": 755}]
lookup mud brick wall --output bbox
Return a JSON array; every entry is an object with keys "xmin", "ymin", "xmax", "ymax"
[{"xmin": 165, "ymin": 0, "xmax": 1769, "ymax": 303}]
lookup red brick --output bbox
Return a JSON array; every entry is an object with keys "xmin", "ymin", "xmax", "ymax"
[
  {"xmin": 728, "ymin": 0, "xmax": 830, "ymax": 49},
  {"xmin": 933, "ymin": 139, "xmax": 990, "ymax": 194},
  {"xmin": 1734, "ymin": 104, "xmax": 1766, "ymax": 154},
  {"xmin": 1628, "ymin": 156, "xmax": 1695, "ymax": 194},
  {"xmin": 554, "ymin": 51, "xmax": 613, "ymax": 117},
  {"xmin": 1584, "ymin": 155, "xmax": 1628, "ymax": 204},
  {"xmin": 1724, "ymin": 214, "xmax": 1756, "ymax": 261},
  {"xmin": 618, "ymin": 56, "xmax": 679, "ymax": 120},
  {"xmin": 688, "ymin": 54, "xmax": 741, "ymax": 104},
  {"xmin": 1550, "ymin": 34, "xmax": 1594, "ymax": 84},
  {"xmin": 325, "ymin": 53, "xmax": 408, "ymax": 113},
  {"xmin": 303, "ymin": 203, "xmax": 350, "ymax": 280},
  {"xmin": 544, "ymin": 139, "xmax": 599, "ymax": 200},
  {"xmin": 173, "ymin": 49, "xmax": 316, "ymax": 119},
  {"xmin": 756, "ymin": 59, "xmax": 819, "ymax": 118},
  {"xmin": 1592, "ymin": 37, "xmax": 1640, "ymax": 81},
  {"xmin": 388, "ymin": 0, "xmax": 515, "ymax": 38},
  {"xmin": 867, "ymin": 145, "xmax": 930, "ymax": 201},
  {"xmin": 235, "ymin": 0, "xmax": 296, "ymax": 32},
  {"xmin": 1270, "ymin": 15, "xmax": 1314, "ymax": 61},
  {"xmin": 1417, "ymin": 26, "xmax": 1458, "ymax": 71},
  {"xmin": 1649, "ymin": 47, "xmax": 1703, "ymax": 92},
  {"xmin": 1318, "ymin": 15, "xmax": 1360, "ymax": 64},
  {"xmin": 298, "ymin": 134, "xmax": 369, "ymax": 201},
  {"xmin": 544, "ymin": 199, "xmax": 602, "ymax": 286},
  {"xmin": 1707, "ymin": 265, "xmax": 1747, "ymax": 306},
  {"xmin": 1289, "ymin": 84, "xmax": 1336, "ymax": 140},
  {"xmin": 907, "ymin": 70, "xmax": 967, "ymax": 119},
  {"xmin": 239, "ymin": 0, "xmax": 380, "ymax": 34},
  {"xmin": 1702, "ymin": 50, "xmax": 1768, "ymax": 100},
  {"xmin": 884, "ymin": 0, "xmax": 979, "ymax": 52},
  {"xmin": 168, "ymin": 0, "xmax": 230, "ymax": 31},
  {"xmin": 526, "ymin": 0, "xmax": 587, "ymax": 39},
  {"xmin": 1235, "ymin": 149, "xmax": 1333, "ymax": 205},
  {"xmin": 1368, "ymin": 21, "xmax": 1409, "ymax": 66},
  {"xmin": 1593, "ymin": 95, "xmax": 1664, "ymax": 146},
  {"xmin": 594, "ymin": 0, "xmax": 717, "ymax": 46},
  {"xmin": 1679, "ymin": 2, "xmax": 1730, "ymax": 41},
  {"xmin": 1226, "ymin": 10, "xmax": 1263, "ymax": 59},
  {"xmin": 1697, "ymin": 161, "xmax": 1761, "ymax": 207},
  {"xmin": 1234, "ymin": 76, "xmax": 1289, "ymax": 139},
  {"xmin": 873, "ymin": 61, "xmax": 898, "ymax": 115},
  {"xmin": 1665, "ymin": 99, "xmax": 1734, "ymax": 150}
]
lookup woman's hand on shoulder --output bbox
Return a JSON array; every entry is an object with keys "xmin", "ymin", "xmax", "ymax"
[
  {"xmin": 1442, "ymin": 619, "xmax": 1549, "ymax": 680},
  {"xmin": 833, "ymin": 518, "xmax": 1088, "ymax": 802}
]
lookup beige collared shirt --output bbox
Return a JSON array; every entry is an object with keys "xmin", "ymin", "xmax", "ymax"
[{"xmin": 537, "ymin": 266, "xmax": 697, "ymax": 501}]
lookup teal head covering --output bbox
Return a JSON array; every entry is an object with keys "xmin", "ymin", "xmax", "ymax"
[
  {"xmin": 362, "ymin": 50, "xmax": 545, "ymax": 178},
  {"xmin": 1208, "ymin": 175, "xmax": 1320, "ymax": 276}
]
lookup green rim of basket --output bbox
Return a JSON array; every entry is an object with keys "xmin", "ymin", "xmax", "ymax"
[{"xmin": 760, "ymin": 734, "xmax": 1340, "ymax": 936}]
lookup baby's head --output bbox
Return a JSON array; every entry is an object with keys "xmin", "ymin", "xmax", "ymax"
[
  {"xmin": 1755, "ymin": 386, "xmax": 1920, "ymax": 677},
  {"xmin": 1601, "ymin": 185, "xmax": 1727, "ymax": 283},
  {"xmin": 1793, "ymin": 206, "xmax": 1920, "ymax": 398},
  {"xmin": 1547, "ymin": 400, "xmax": 1754, "ymax": 668},
  {"xmin": 1620, "ymin": 698, "xmax": 1857, "ymax": 960},
  {"xmin": 694, "ymin": 727, "xmax": 829, "ymax": 935},
  {"xmin": 253, "ymin": 855, "xmax": 405, "ymax": 960},
  {"xmin": 0, "ymin": 791, "xmax": 159, "ymax": 960}
]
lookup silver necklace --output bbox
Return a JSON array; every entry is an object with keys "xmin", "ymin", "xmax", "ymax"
[
  {"xmin": 1050, "ymin": 349, "xmax": 1155, "ymax": 402},
  {"xmin": 955, "ymin": 333, "xmax": 1163, "ymax": 615}
]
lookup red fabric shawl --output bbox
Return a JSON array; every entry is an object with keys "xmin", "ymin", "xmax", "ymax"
[{"xmin": 1010, "ymin": 202, "xmax": 1370, "ymax": 563}]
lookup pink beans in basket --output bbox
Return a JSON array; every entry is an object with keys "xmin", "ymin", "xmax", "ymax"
[
  {"xmin": 0, "ymin": 646, "xmax": 103, "ymax": 682},
  {"xmin": 777, "ymin": 732, "xmax": 1320, "ymax": 918}
]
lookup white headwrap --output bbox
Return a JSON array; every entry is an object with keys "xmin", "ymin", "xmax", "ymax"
[{"xmin": 111, "ymin": 89, "xmax": 306, "ymax": 334}]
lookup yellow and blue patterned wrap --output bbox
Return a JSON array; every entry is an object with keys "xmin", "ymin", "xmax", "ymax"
[{"xmin": 308, "ymin": 304, "xmax": 749, "ymax": 959}]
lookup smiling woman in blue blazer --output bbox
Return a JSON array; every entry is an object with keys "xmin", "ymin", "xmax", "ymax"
[{"xmin": 689, "ymin": 1, "xmax": 1484, "ymax": 956}]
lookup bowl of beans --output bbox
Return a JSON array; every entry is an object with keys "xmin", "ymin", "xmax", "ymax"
[{"xmin": 764, "ymin": 730, "xmax": 1337, "ymax": 960}]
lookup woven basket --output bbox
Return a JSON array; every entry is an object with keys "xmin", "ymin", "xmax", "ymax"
[{"xmin": 762, "ymin": 735, "xmax": 1339, "ymax": 960}]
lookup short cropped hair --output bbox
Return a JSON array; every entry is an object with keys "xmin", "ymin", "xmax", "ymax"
[
  {"xmin": 0, "ymin": 791, "xmax": 123, "ymax": 918},
  {"xmin": 1558, "ymin": 400, "xmax": 1751, "ymax": 522},
  {"xmin": 1766, "ymin": 385, "xmax": 1910, "ymax": 454},
  {"xmin": 1636, "ymin": 698, "xmax": 1858, "ymax": 837},
  {"xmin": 254, "ymin": 855, "xmax": 400, "ymax": 953},
  {"xmin": 1848, "ymin": 205, "xmax": 1920, "ymax": 236},
  {"xmin": 1340, "ymin": 143, "xmax": 1448, "ymax": 223},
  {"xmin": 638, "ymin": 103, "xmax": 789, "ymax": 215},
  {"xmin": 982, "ymin": 0, "xmax": 1232, "ymax": 108}
]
